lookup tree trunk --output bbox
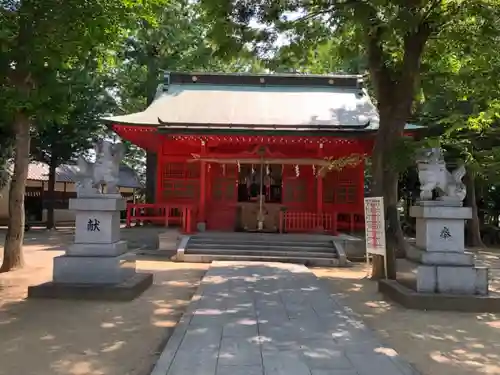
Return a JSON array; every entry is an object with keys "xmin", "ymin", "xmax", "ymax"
[
  {"xmin": 370, "ymin": 110, "xmax": 409, "ymax": 280},
  {"xmin": 45, "ymin": 152, "xmax": 57, "ymax": 230},
  {"xmin": 364, "ymin": 21, "xmax": 431, "ymax": 278},
  {"xmin": 465, "ymin": 172, "xmax": 484, "ymax": 248},
  {"xmin": 1, "ymin": 112, "xmax": 31, "ymax": 272}
]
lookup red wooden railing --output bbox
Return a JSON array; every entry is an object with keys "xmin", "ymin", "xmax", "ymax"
[
  {"xmin": 279, "ymin": 211, "xmax": 337, "ymax": 235},
  {"xmin": 279, "ymin": 210, "xmax": 365, "ymax": 235},
  {"xmin": 125, "ymin": 203, "xmax": 196, "ymax": 234}
]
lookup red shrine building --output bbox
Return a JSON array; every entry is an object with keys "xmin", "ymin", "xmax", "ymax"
[{"xmin": 104, "ymin": 72, "xmax": 416, "ymax": 235}]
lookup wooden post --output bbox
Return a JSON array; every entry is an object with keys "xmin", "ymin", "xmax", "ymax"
[
  {"xmin": 358, "ymin": 159, "xmax": 366, "ymax": 233},
  {"xmin": 126, "ymin": 205, "xmax": 131, "ymax": 228},
  {"xmin": 316, "ymin": 143, "xmax": 324, "ymax": 230},
  {"xmin": 155, "ymin": 152, "xmax": 163, "ymax": 205},
  {"xmin": 198, "ymin": 141, "xmax": 207, "ymax": 228},
  {"xmin": 199, "ymin": 161, "xmax": 207, "ymax": 223}
]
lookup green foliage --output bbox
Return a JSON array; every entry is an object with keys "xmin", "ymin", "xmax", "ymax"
[
  {"xmin": 1, "ymin": 0, "xmax": 169, "ymax": 122},
  {"xmin": 0, "ymin": 0, "xmax": 169, "ymax": 175},
  {"xmin": 115, "ymin": 0, "xmax": 263, "ymax": 114},
  {"xmin": 30, "ymin": 64, "xmax": 116, "ymax": 166},
  {"xmin": 413, "ymin": 4, "xmax": 500, "ymax": 182},
  {"xmin": 111, "ymin": 0, "xmax": 265, "ymax": 180}
]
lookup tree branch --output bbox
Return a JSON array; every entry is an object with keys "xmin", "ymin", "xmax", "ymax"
[
  {"xmin": 421, "ymin": 0, "xmax": 442, "ymax": 23},
  {"xmin": 290, "ymin": 0, "xmax": 370, "ymax": 24},
  {"xmin": 363, "ymin": 7, "xmax": 394, "ymax": 105},
  {"xmin": 395, "ymin": 20, "xmax": 433, "ymax": 117},
  {"xmin": 292, "ymin": 7, "xmax": 336, "ymax": 24}
]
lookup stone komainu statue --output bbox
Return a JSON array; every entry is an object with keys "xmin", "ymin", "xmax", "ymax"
[
  {"xmin": 416, "ymin": 148, "xmax": 467, "ymax": 202},
  {"xmin": 75, "ymin": 140, "xmax": 125, "ymax": 197}
]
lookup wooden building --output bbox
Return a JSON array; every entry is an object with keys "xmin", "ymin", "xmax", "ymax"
[
  {"xmin": 105, "ymin": 72, "xmax": 418, "ymax": 234},
  {"xmin": 0, "ymin": 162, "xmax": 141, "ymax": 225}
]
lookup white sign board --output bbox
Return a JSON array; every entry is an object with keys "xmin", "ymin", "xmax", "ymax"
[{"xmin": 364, "ymin": 197, "xmax": 386, "ymax": 256}]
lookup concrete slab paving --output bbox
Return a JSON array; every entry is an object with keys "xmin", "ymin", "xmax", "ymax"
[{"xmin": 150, "ymin": 262, "xmax": 419, "ymax": 375}]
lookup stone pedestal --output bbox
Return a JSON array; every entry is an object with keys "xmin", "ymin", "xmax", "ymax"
[
  {"xmin": 158, "ymin": 229, "xmax": 182, "ymax": 251},
  {"xmin": 28, "ymin": 196, "xmax": 153, "ymax": 300},
  {"xmin": 408, "ymin": 201, "xmax": 489, "ymax": 295}
]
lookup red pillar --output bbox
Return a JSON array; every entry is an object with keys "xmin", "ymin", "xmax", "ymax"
[
  {"xmin": 316, "ymin": 143, "xmax": 324, "ymax": 230},
  {"xmin": 198, "ymin": 141, "xmax": 207, "ymax": 229},
  {"xmin": 155, "ymin": 143, "xmax": 163, "ymax": 204},
  {"xmin": 199, "ymin": 161, "xmax": 207, "ymax": 222},
  {"xmin": 358, "ymin": 159, "xmax": 366, "ymax": 232}
]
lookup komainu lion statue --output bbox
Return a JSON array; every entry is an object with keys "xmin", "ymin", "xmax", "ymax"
[
  {"xmin": 416, "ymin": 148, "xmax": 467, "ymax": 202},
  {"xmin": 75, "ymin": 140, "xmax": 125, "ymax": 197}
]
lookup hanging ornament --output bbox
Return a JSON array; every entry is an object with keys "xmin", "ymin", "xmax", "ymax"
[
  {"xmin": 222, "ymin": 163, "xmax": 226, "ymax": 176},
  {"xmin": 312, "ymin": 164, "xmax": 316, "ymax": 176},
  {"xmin": 295, "ymin": 164, "xmax": 300, "ymax": 177},
  {"xmin": 237, "ymin": 161, "xmax": 241, "ymax": 172},
  {"xmin": 266, "ymin": 163, "xmax": 270, "ymax": 175}
]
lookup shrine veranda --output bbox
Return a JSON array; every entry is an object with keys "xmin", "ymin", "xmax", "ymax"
[{"xmin": 104, "ymin": 72, "xmax": 419, "ymax": 234}]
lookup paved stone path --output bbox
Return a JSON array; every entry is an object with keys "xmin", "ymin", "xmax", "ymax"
[{"xmin": 151, "ymin": 262, "xmax": 419, "ymax": 375}]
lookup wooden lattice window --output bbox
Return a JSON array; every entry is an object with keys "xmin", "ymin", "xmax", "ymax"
[
  {"xmin": 163, "ymin": 163, "xmax": 184, "ymax": 178},
  {"xmin": 337, "ymin": 186, "xmax": 347, "ymax": 203},
  {"xmin": 162, "ymin": 180, "xmax": 199, "ymax": 201},
  {"xmin": 163, "ymin": 163, "xmax": 200, "ymax": 179},
  {"xmin": 336, "ymin": 185, "xmax": 357, "ymax": 204},
  {"xmin": 324, "ymin": 186, "xmax": 335, "ymax": 203},
  {"xmin": 347, "ymin": 185, "xmax": 356, "ymax": 203}
]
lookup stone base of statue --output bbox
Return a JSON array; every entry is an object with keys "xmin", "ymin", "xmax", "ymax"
[
  {"xmin": 408, "ymin": 200, "xmax": 488, "ymax": 295},
  {"xmin": 379, "ymin": 200, "xmax": 500, "ymax": 312},
  {"xmin": 28, "ymin": 196, "xmax": 153, "ymax": 301}
]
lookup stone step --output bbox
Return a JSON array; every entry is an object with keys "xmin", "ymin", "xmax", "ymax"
[
  {"xmin": 179, "ymin": 233, "xmax": 347, "ymax": 267},
  {"xmin": 180, "ymin": 253, "xmax": 341, "ymax": 267},
  {"xmin": 190, "ymin": 233, "xmax": 333, "ymax": 242},
  {"xmin": 184, "ymin": 247, "xmax": 337, "ymax": 259},
  {"xmin": 188, "ymin": 238, "xmax": 333, "ymax": 248},
  {"xmin": 187, "ymin": 242, "xmax": 335, "ymax": 253}
]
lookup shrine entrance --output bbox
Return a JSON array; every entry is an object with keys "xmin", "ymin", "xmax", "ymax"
[{"xmin": 236, "ymin": 163, "xmax": 283, "ymax": 232}]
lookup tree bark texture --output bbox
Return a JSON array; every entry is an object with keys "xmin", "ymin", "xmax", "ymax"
[
  {"xmin": 465, "ymin": 172, "xmax": 484, "ymax": 248},
  {"xmin": 45, "ymin": 152, "xmax": 57, "ymax": 230},
  {"xmin": 370, "ymin": 115, "xmax": 405, "ymax": 280},
  {"xmin": 1, "ymin": 112, "xmax": 31, "ymax": 272},
  {"xmin": 364, "ymin": 17, "xmax": 431, "ymax": 279}
]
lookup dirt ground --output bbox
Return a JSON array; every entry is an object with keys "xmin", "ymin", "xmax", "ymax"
[
  {"xmin": 1, "ymin": 229, "xmax": 500, "ymax": 375},
  {"xmin": 314, "ymin": 251, "xmax": 500, "ymax": 375},
  {"xmin": 0, "ymin": 229, "xmax": 208, "ymax": 375}
]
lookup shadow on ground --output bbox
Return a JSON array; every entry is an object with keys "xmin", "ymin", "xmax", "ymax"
[
  {"xmin": 150, "ymin": 262, "xmax": 417, "ymax": 375},
  {"xmin": 0, "ymin": 264, "xmax": 208, "ymax": 375},
  {"xmin": 0, "ymin": 227, "xmax": 208, "ymax": 375},
  {"xmin": 313, "ymin": 254, "xmax": 500, "ymax": 375},
  {"xmin": 1, "ymin": 228, "xmax": 500, "ymax": 375}
]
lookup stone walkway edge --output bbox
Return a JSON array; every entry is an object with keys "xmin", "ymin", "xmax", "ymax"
[{"xmin": 150, "ymin": 261, "xmax": 420, "ymax": 375}]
